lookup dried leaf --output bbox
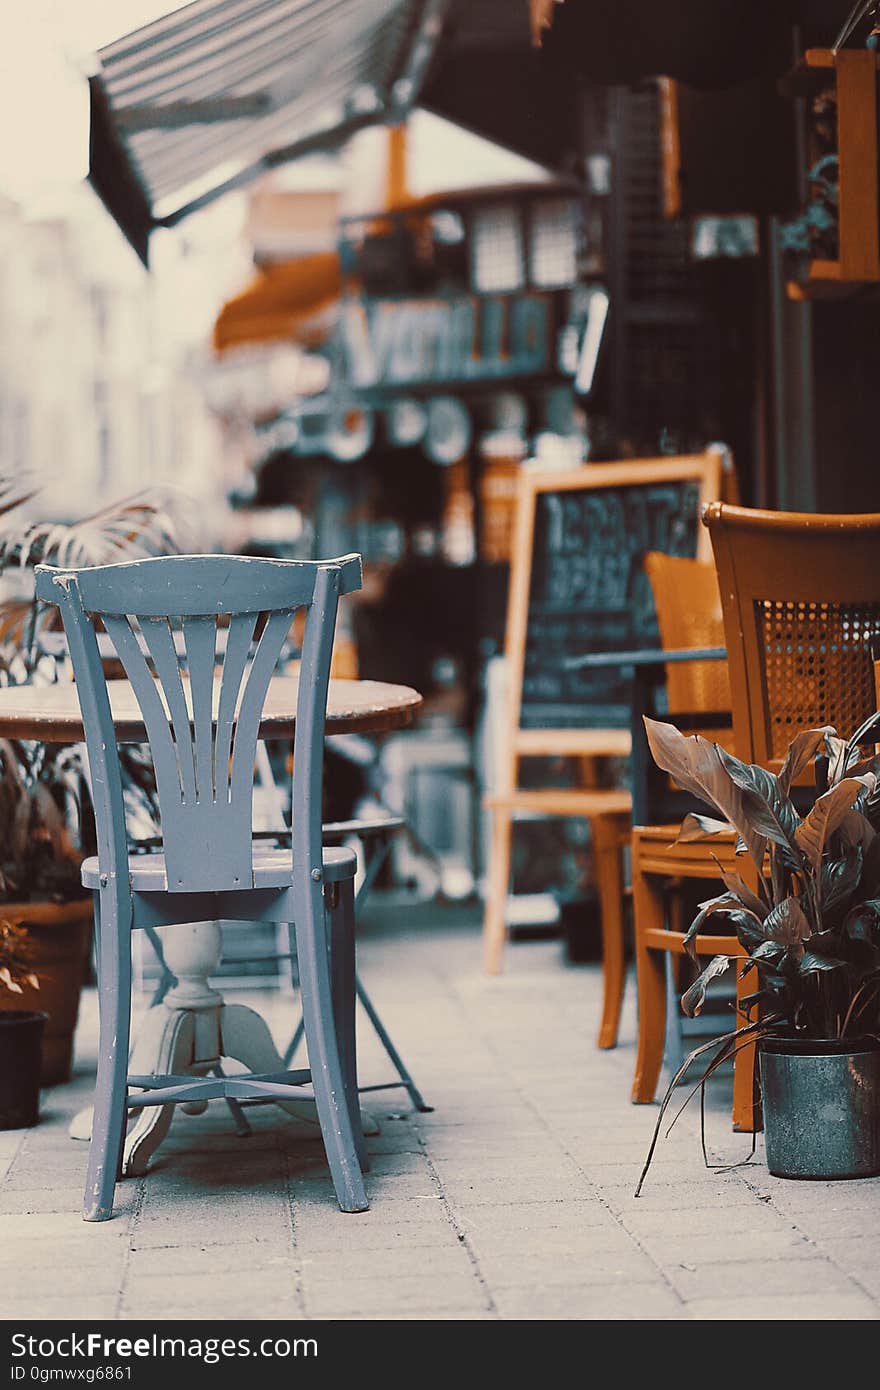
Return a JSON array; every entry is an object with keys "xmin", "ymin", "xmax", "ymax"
[
  {"xmin": 826, "ymin": 734, "xmax": 852, "ymax": 785},
  {"xmin": 714, "ymin": 861, "xmax": 769, "ymax": 919},
  {"xmin": 674, "ymin": 813, "xmax": 733, "ymax": 843},
  {"xmin": 681, "ymin": 955, "xmax": 732, "ymax": 1017}
]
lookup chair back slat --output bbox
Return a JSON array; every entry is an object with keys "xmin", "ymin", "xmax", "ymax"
[
  {"xmin": 182, "ymin": 615, "xmax": 219, "ymax": 803},
  {"xmin": 138, "ymin": 617, "xmax": 198, "ymax": 803},
  {"xmin": 229, "ymin": 609, "xmax": 296, "ymax": 814},
  {"xmin": 35, "ymin": 554, "xmax": 362, "ymax": 895},
  {"xmin": 102, "ymin": 614, "xmax": 189, "ymax": 811},
  {"xmin": 215, "ymin": 611, "xmax": 258, "ymax": 805},
  {"xmin": 644, "ymin": 552, "xmax": 732, "ymax": 721}
]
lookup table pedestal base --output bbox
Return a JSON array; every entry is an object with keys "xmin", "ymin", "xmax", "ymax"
[{"xmin": 69, "ymin": 919, "xmax": 379, "ymax": 1171}]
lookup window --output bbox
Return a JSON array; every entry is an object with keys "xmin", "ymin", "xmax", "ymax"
[
  {"xmin": 470, "ymin": 205, "xmax": 524, "ymax": 293},
  {"xmin": 529, "ymin": 199, "xmax": 577, "ymax": 288}
]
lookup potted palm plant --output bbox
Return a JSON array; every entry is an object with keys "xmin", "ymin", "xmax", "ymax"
[
  {"xmin": 638, "ymin": 716, "xmax": 880, "ymax": 1187},
  {"xmin": 0, "ymin": 476, "xmax": 182, "ymax": 1083},
  {"xmin": 0, "ymin": 918, "xmax": 47, "ymax": 1128}
]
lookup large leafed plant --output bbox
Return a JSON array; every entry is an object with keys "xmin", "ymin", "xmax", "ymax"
[
  {"xmin": 0, "ymin": 476, "xmax": 185, "ymax": 900},
  {"xmin": 636, "ymin": 715, "xmax": 880, "ymax": 1192}
]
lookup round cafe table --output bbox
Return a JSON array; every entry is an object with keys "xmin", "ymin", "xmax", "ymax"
[{"xmin": 0, "ymin": 675, "xmax": 421, "ymax": 1172}]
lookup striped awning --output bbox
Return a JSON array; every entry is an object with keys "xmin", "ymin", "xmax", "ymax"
[{"xmin": 89, "ymin": 0, "xmax": 446, "ymax": 264}]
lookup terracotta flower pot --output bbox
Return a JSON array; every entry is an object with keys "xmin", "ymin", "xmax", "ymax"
[{"xmin": 0, "ymin": 899, "xmax": 93, "ymax": 1085}]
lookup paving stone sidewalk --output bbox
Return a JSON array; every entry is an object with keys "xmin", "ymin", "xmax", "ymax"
[{"xmin": 3, "ymin": 902, "xmax": 879, "ymax": 1321}]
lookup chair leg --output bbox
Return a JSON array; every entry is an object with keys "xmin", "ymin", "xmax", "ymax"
[
  {"xmin": 293, "ymin": 887, "xmax": 368, "ymax": 1213},
  {"xmin": 483, "ymin": 806, "xmax": 512, "ymax": 974},
  {"xmin": 631, "ymin": 841, "xmax": 668, "ymax": 1104},
  {"xmin": 733, "ymin": 954, "xmax": 761, "ymax": 1133},
  {"xmin": 84, "ymin": 891, "xmax": 132, "ymax": 1222},
  {"xmin": 328, "ymin": 880, "xmax": 369, "ymax": 1173},
  {"xmin": 593, "ymin": 813, "xmax": 627, "ymax": 1049}
]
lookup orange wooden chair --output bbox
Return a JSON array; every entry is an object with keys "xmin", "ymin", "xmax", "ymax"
[
  {"xmin": 632, "ymin": 506, "xmax": 880, "ymax": 1131},
  {"xmin": 636, "ymin": 553, "xmax": 747, "ymax": 1098}
]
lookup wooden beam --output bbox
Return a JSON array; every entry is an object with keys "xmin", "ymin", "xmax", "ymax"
[{"xmin": 836, "ymin": 47, "xmax": 880, "ymax": 281}]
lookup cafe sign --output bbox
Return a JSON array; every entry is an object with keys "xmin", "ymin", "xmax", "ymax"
[{"xmin": 340, "ymin": 293, "xmax": 556, "ymax": 391}]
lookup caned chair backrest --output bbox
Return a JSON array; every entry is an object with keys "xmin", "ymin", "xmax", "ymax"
[
  {"xmin": 643, "ymin": 552, "xmax": 732, "ymax": 718},
  {"xmin": 35, "ymin": 554, "xmax": 362, "ymax": 896},
  {"xmin": 703, "ymin": 504, "xmax": 880, "ymax": 771}
]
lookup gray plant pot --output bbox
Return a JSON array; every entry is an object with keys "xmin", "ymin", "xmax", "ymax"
[{"xmin": 759, "ymin": 1035, "xmax": 880, "ymax": 1180}]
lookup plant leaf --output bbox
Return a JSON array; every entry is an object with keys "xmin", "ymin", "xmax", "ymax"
[
  {"xmin": 845, "ymin": 751, "xmax": 880, "ymax": 786},
  {"xmin": 778, "ymin": 727, "xmax": 835, "ymax": 797},
  {"xmin": 716, "ymin": 750, "xmax": 802, "ymax": 862},
  {"xmin": 713, "ymin": 860, "xmax": 769, "ymax": 918},
  {"xmin": 826, "ymin": 734, "xmax": 855, "ymax": 785},
  {"xmin": 674, "ymin": 813, "xmax": 734, "ymax": 843},
  {"xmin": 764, "ymin": 896, "xmax": 812, "ymax": 959},
  {"xmin": 681, "ymin": 893, "xmax": 765, "ymax": 962},
  {"xmin": 644, "ymin": 719, "xmax": 767, "ymax": 870},
  {"xmin": 681, "ymin": 954, "xmax": 732, "ymax": 1017},
  {"xmin": 821, "ymin": 846, "xmax": 863, "ymax": 924},
  {"xmin": 860, "ymin": 834, "xmax": 880, "ymax": 898},
  {"xmin": 844, "ymin": 899, "xmax": 880, "ymax": 945},
  {"xmin": 741, "ymin": 939, "xmax": 786, "ymax": 971},
  {"xmin": 797, "ymin": 951, "xmax": 847, "ymax": 974},
  {"xmin": 837, "ymin": 808, "xmax": 876, "ymax": 852},
  {"xmin": 796, "ymin": 777, "xmax": 869, "ymax": 880}
]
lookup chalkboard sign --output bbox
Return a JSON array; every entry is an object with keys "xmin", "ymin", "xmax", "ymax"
[
  {"xmin": 521, "ymin": 479, "xmax": 702, "ymax": 727},
  {"xmin": 504, "ymin": 452, "xmax": 724, "ymax": 752},
  {"xmin": 483, "ymin": 449, "xmax": 728, "ymax": 978}
]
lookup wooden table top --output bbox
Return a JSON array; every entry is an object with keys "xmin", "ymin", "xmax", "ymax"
[{"xmin": 0, "ymin": 676, "xmax": 422, "ymax": 743}]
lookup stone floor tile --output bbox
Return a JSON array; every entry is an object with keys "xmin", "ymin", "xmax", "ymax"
[
  {"xmin": 303, "ymin": 1272, "xmax": 486, "ymax": 1318},
  {"xmin": 493, "ymin": 1281, "xmax": 683, "ymax": 1320},
  {"xmin": 686, "ymin": 1293, "xmax": 879, "ymax": 1320},
  {"xmin": 668, "ymin": 1255, "xmax": 858, "ymax": 1301},
  {"xmin": 3, "ymin": 1296, "xmax": 120, "ymax": 1321}
]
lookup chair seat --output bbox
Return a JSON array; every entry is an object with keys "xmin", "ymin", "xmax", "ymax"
[{"xmin": 82, "ymin": 844, "xmax": 357, "ymax": 892}]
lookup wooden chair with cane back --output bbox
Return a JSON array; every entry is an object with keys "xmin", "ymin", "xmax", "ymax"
[
  {"xmin": 636, "ymin": 552, "xmax": 743, "ymax": 1084},
  {"xmin": 631, "ymin": 505, "xmax": 880, "ymax": 1132}
]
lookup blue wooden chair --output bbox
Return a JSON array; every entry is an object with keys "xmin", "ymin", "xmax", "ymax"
[{"xmin": 35, "ymin": 554, "xmax": 368, "ymax": 1221}]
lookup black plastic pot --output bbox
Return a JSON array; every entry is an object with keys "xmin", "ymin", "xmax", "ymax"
[
  {"xmin": 0, "ymin": 1010, "xmax": 48, "ymax": 1130},
  {"xmin": 759, "ymin": 1035, "xmax": 880, "ymax": 1180}
]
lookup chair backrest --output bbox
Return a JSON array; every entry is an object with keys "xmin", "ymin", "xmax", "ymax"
[
  {"xmin": 35, "ymin": 553, "xmax": 362, "ymax": 896},
  {"xmin": 703, "ymin": 503, "xmax": 880, "ymax": 771},
  {"xmin": 643, "ymin": 552, "xmax": 732, "ymax": 718}
]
